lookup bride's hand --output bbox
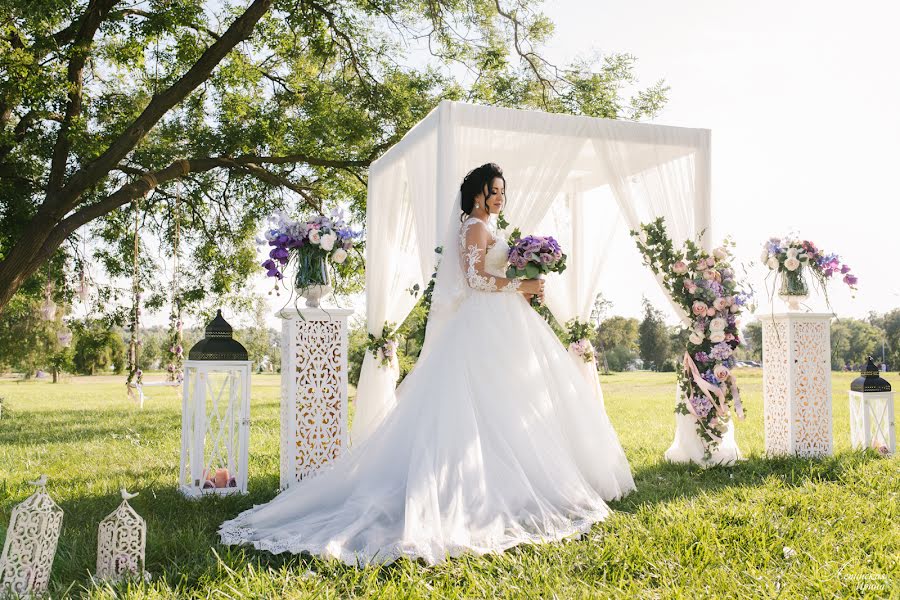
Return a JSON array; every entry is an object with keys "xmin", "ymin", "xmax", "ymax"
[{"xmin": 519, "ymin": 278, "xmax": 544, "ymax": 296}]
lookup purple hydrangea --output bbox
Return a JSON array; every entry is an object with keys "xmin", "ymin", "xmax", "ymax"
[
  {"xmin": 689, "ymin": 394, "xmax": 714, "ymax": 418},
  {"xmin": 710, "ymin": 342, "xmax": 733, "ymax": 361}
]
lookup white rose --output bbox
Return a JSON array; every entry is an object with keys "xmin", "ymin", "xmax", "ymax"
[
  {"xmin": 308, "ymin": 229, "xmax": 321, "ymax": 244},
  {"xmin": 331, "ymin": 248, "xmax": 348, "ymax": 264},
  {"xmin": 766, "ymin": 256, "xmax": 780, "ymax": 270},
  {"xmin": 713, "ymin": 247, "xmax": 728, "ymax": 260},
  {"xmin": 320, "ymin": 231, "xmax": 337, "ymax": 251},
  {"xmin": 709, "ymin": 331, "xmax": 726, "ymax": 343},
  {"xmin": 784, "ymin": 257, "xmax": 801, "ymax": 271},
  {"xmin": 689, "ymin": 332, "xmax": 703, "ymax": 345},
  {"xmin": 730, "ymin": 304, "xmax": 740, "ymax": 313},
  {"xmin": 709, "ymin": 317, "xmax": 727, "ymax": 331},
  {"xmin": 786, "ymin": 247, "xmax": 799, "ymax": 259}
]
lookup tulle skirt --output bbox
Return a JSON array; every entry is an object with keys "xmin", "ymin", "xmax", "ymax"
[{"xmin": 219, "ymin": 290, "xmax": 635, "ymax": 565}]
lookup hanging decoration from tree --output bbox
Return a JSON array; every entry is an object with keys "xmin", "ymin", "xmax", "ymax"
[
  {"xmin": 126, "ymin": 186, "xmax": 187, "ymax": 406},
  {"xmin": 632, "ymin": 218, "xmax": 753, "ymax": 458},
  {"xmin": 125, "ymin": 198, "xmax": 144, "ymax": 401},
  {"xmin": 0, "ymin": 476, "xmax": 64, "ymax": 597},
  {"xmin": 95, "ymin": 489, "xmax": 149, "ymax": 583},
  {"xmin": 165, "ymin": 187, "xmax": 185, "ymax": 383}
]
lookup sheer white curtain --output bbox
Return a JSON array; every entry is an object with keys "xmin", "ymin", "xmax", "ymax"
[
  {"xmin": 591, "ymin": 128, "xmax": 738, "ymax": 465},
  {"xmin": 542, "ymin": 181, "xmax": 621, "ymax": 409},
  {"xmin": 351, "ymin": 158, "xmax": 425, "ymax": 444}
]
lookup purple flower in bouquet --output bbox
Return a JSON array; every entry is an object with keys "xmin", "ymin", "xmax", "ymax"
[
  {"xmin": 689, "ymin": 394, "xmax": 714, "ymax": 419},
  {"xmin": 694, "ymin": 351, "xmax": 710, "ymax": 364},
  {"xmin": 506, "ymin": 234, "xmax": 567, "ymax": 280}
]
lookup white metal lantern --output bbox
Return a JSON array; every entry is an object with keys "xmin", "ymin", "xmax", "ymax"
[
  {"xmin": 849, "ymin": 357, "xmax": 895, "ymax": 455},
  {"xmin": 179, "ymin": 309, "xmax": 251, "ymax": 497},
  {"xmin": 0, "ymin": 476, "xmax": 63, "ymax": 597},
  {"xmin": 96, "ymin": 489, "xmax": 148, "ymax": 582}
]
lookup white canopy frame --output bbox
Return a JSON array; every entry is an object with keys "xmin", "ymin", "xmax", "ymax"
[{"xmin": 353, "ymin": 100, "xmax": 734, "ymax": 464}]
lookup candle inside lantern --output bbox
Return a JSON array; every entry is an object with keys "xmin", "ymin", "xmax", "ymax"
[{"xmin": 214, "ymin": 468, "xmax": 230, "ymax": 488}]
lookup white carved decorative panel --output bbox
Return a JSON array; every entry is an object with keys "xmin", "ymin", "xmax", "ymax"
[
  {"xmin": 792, "ymin": 321, "xmax": 831, "ymax": 457},
  {"xmin": 763, "ymin": 319, "xmax": 789, "ymax": 455},
  {"xmin": 96, "ymin": 491, "xmax": 147, "ymax": 582},
  {"xmin": 279, "ymin": 308, "xmax": 352, "ymax": 489},
  {"xmin": 761, "ymin": 313, "xmax": 833, "ymax": 458},
  {"xmin": 0, "ymin": 478, "xmax": 63, "ymax": 597}
]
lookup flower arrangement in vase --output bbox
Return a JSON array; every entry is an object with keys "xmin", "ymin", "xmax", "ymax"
[
  {"xmin": 261, "ymin": 209, "xmax": 361, "ymax": 308},
  {"xmin": 760, "ymin": 236, "xmax": 857, "ymax": 310}
]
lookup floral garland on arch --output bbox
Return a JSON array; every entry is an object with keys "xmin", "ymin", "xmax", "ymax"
[
  {"xmin": 632, "ymin": 218, "xmax": 753, "ymax": 458},
  {"xmin": 565, "ymin": 319, "xmax": 595, "ymax": 364},
  {"xmin": 367, "ymin": 323, "xmax": 400, "ymax": 369}
]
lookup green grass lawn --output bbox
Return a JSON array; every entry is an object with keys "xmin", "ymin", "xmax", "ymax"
[{"xmin": 0, "ymin": 370, "xmax": 897, "ymax": 599}]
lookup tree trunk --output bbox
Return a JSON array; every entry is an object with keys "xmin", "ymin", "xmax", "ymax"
[{"xmin": 52, "ymin": 368, "xmax": 59, "ymax": 383}]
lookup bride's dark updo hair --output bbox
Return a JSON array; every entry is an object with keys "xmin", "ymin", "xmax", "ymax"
[{"xmin": 460, "ymin": 163, "xmax": 505, "ymax": 220}]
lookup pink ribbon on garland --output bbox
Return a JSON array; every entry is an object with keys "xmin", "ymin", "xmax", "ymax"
[{"xmin": 683, "ymin": 351, "xmax": 728, "ymax": 417}]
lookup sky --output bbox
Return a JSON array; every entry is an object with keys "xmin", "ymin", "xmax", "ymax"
[
  {"xmin": 144, "ymin": 0, "xmax": 900, "ymax": 330},
  {"xmin": 535, "ymin": 0, "xmax": 900, "ymax": 323}
]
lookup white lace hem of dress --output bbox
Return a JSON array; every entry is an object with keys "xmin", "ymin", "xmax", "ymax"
[{"xmin": 218, "ymin": 507, "xmax": 610, "ymax": 567}]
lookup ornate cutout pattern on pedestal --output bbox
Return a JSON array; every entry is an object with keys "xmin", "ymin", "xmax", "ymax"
[
  {"xmin": 793, "ymin": 321, "xmax": 831, "ymax": 455},
  {"xmin": 280, "ymin": 309, "xmax": 351, "ymax": 489},
  {"xmin": 0, "ymin": 478, "xmax": 63, "ymax": 597},
  {"xmin": 763, "ymin": 320, "xmax": 789, "ymax": 454},
  {"xmin": 761, "ymin": 314, "xmax": 832, "ymax": 457}
]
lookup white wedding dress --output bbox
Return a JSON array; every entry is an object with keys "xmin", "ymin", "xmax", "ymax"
[{"xmin": 219, "ymin": 216, "xmax": 635, "ymax": 565}]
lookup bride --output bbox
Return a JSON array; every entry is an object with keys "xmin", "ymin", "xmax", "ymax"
[{"xmin": 220, "ymin": 163, "xmax": 636, "ymax": 565}]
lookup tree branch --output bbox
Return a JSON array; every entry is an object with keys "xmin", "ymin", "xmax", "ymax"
[
  {"xmin": 53, "ymin": 0, "xmax": 275, "ymax": 212},
  {"xmin": 47, "ymin": 0, "xmax": 121, "ymax": 193}
]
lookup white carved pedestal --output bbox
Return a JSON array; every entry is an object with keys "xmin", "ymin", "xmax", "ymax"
[
  {"xmin": 277, "ymin": 307, "xmax": 353, "ymax": 489},
  {"xmin": 759, "ymin": 312, "xmax": 833, "ymax": 457}
]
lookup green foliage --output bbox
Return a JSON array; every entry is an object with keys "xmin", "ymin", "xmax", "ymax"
[
  {"xmin": 603, "ymin": 345, "xmax": 637, "ymax": 372},
  {"xmin": 0, "ymin": 0, "xmax": 669, "ymax": 323},
  {"xmin": 830, "ymin": 318, "xmax": 883, "ymax": 371},
  {"xmin": 638, "ymin": 298, "xmax": 670, "ymax": 371},
  {"xmin": 743, "ymin": 320, "xmax": 763, "ymax": 361},
  {"xmin": 0, "ymin": 295, "xmax": 71, "ymax": 378},
  {"xmin": 71, "ymin": 321, "xmax": 126, "ymax": 375}
]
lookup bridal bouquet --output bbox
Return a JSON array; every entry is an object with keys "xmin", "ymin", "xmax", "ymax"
[
  {"xmin": 632, "ymin": 218, "xmax": 752, "ymax": 458},
  {"xmin": 506, "ymin": 231, "xmax": 567, "ymax": 305}
]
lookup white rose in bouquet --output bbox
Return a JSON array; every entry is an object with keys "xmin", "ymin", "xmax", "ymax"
[
  {"xmin": 308, "ymin": 229, "xmax": 321, "ymax": 244},
  {"xmin": 784, "ymin": 257, "xmax": 801, "ymax": 271},
  {"xmin": 320, "ymin": 231, "xmax": 337, "ymax": 251},
  {"xmin": 713, "ymin": 247, "xmax": 728, "ymax": 260},
  {"xmin": 709, "ymin": 317, "xmax": 727, "ymax": 331},
  {"xmin": 766, "ymin": 256, "xmax": 780, "ymax": 270},
  {"xmin": 709, "ymin": 331, "xmax": 726, "ymax": 343},
  {"xmin": 786, "ymin": 247, "xmax": 799, "ymax": 259},
  {"xmin": 689, "ymin": 332, "xmax": 703, "ymax": 345},
  {"xmin": 332, "ymin": 248, "xmax": 348, "ymax": 264}
]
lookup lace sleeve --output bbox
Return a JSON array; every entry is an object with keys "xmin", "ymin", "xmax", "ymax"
[{"xmin": 459, "ymin": 219, "xmax": 522, "ymax": 293}]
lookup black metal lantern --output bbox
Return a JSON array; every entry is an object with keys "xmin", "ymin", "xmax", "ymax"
[
  {"xmin": 850, "ymin": 356, "xmax": 892, "ymax": 393},
  {"xmin": 848, "ymin": 356, "xmax": 895, "ymax": 454},
  {"xmin": 179, "ymin": 309, "xmax": 252, "ymax": 497},
  {"xmin": 187, "ymin": 309, "xmax": 248, "ymax": 361}
]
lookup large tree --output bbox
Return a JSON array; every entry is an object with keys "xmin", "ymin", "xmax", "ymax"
[{"xmin": 0, "ymin": 0, "xmax": 667, "ymax": 319}]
